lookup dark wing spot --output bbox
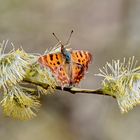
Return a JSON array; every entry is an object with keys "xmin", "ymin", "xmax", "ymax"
[
  {"xmin": 53, "ymin": 63, "xmax": 56, "ymax": 65},
  {"xmin": 82, "ymin": 59, "xmax": 85, "ymax": 63},
  {"xmin": 57, "ymin": 61, "xmax": 60, "ymax": 65},
  {"xmin": 79, "ymin": 51, "xmax": 83, "ymax": 57},
  {"xmin": 76, "ymin": 52, "xmax": 79, "ymax": 58},
  {"xmin": 50, "ymin": 54, "xmax": 53, "ymax": 61},
  {"xmin": 55, "ymin": 54, "xmax": 58, "ymax": 60},
  {"xmin": 78, "ymin": 59, "xmax": 81, "ymax": 63}
]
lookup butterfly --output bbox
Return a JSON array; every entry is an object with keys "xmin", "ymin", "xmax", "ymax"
[{"xmin": 38, "ymin": 31, "xmax": 92, "ymax": 88}]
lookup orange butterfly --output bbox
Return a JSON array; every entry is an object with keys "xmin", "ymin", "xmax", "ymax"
[{"xmin": 38, "ymin": 31, "xmax": 92, "ymax": 88}]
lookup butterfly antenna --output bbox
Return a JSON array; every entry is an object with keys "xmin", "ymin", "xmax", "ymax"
[
  {"xmin": 52, "ymin": 32, "xmax": 62, "ymax": 44},
  {"xmin": 66, "ymin": 30, "xmax": 74, "ymax": 46}
]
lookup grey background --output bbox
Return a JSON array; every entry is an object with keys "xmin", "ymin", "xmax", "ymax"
[{"xmin": 0, "ymin": 0, "xmax": 140, "ymax": 140}]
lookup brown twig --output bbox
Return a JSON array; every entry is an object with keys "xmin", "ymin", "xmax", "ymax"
[{"xmin": 23, "ymin": 79, "xmax": 114, "ymax": 97}]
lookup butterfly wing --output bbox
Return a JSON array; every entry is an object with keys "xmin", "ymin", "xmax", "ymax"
[
  {"xmin": 69, "ymin": 63, "xmax": 85, "ymax": 85},
  {"xmin": 70, "ymin": 50, "xmax": 92, "ymax": 85},
  {"xmin": 71, "ymin": 50, "xmax": 92, "ymax": 69},
  {"xmin": 38, "ymin": 53, "xmax": 70, "ymax": 87}
]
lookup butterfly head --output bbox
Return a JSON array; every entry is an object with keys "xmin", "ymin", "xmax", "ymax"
[{"xmin": 52, "ymin": 31, "xmax": 73, "ymax": 63}]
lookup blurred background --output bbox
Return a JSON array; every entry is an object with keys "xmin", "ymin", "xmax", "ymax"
[{"xmin": 0, "ymin": 0, "xmax": 140, "ymax": 140}]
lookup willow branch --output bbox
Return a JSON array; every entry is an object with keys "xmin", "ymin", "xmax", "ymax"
[{"xmin": 23, "ymin": 79, "xmax": 114, "ymax": 97}]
